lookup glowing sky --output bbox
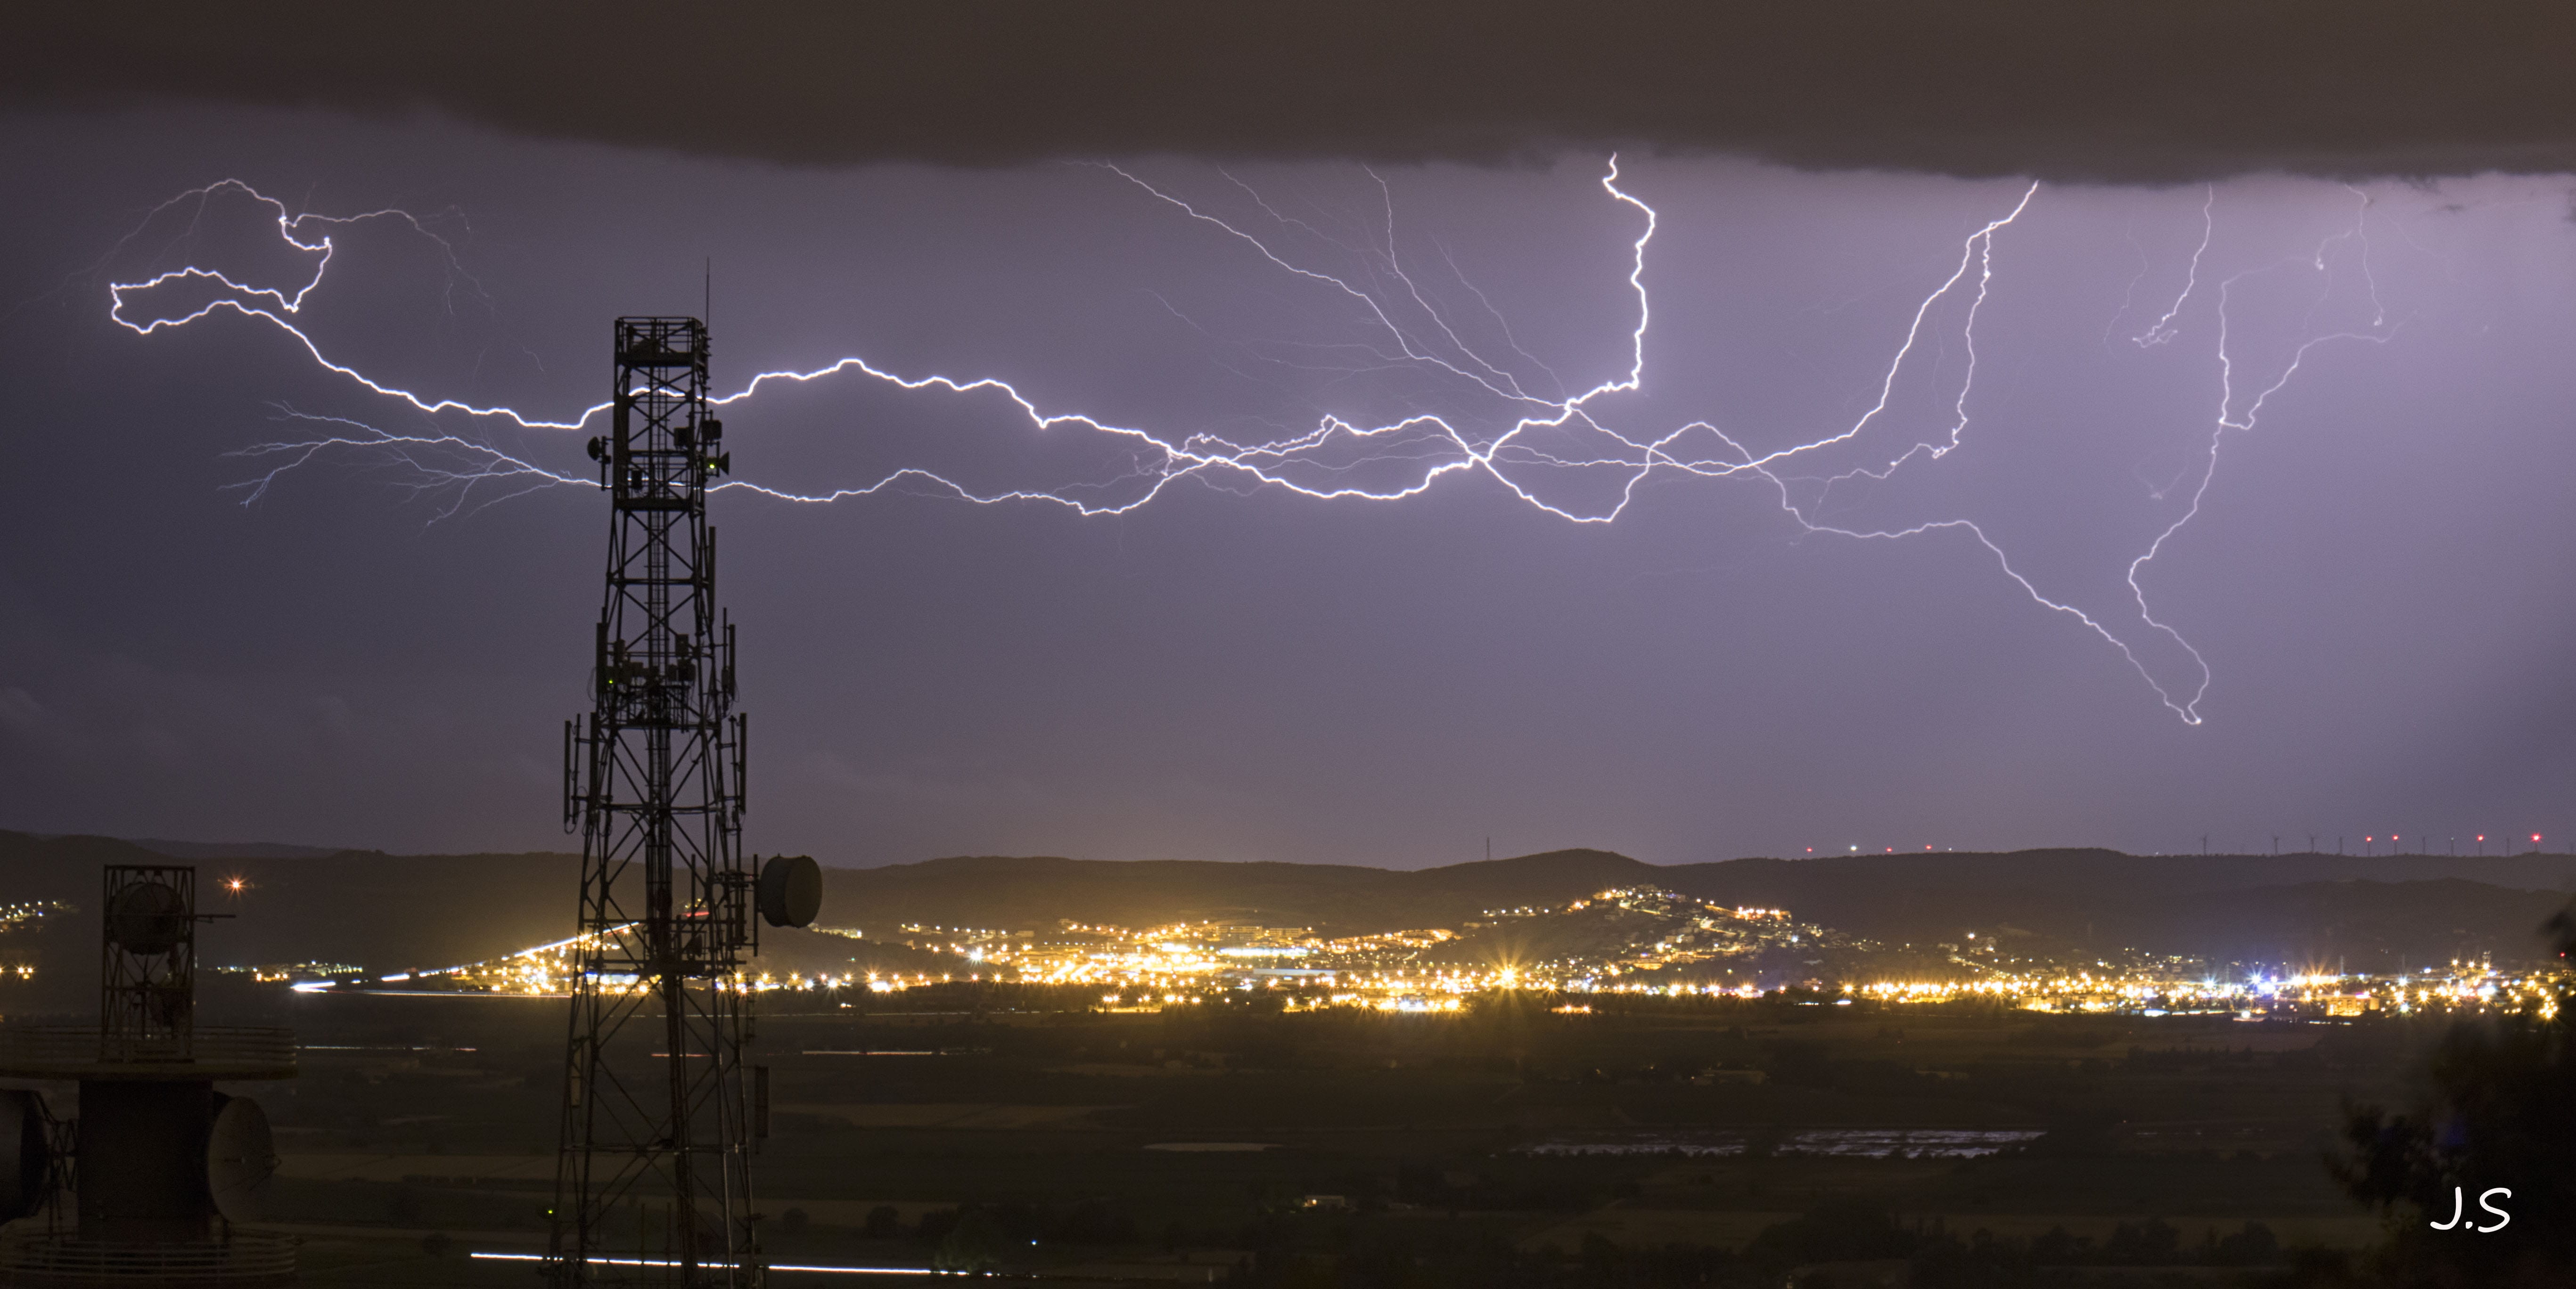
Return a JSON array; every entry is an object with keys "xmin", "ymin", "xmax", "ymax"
[{"xmin": 5, "ymin": 104, "xmax": 2574, "ymax": 865}]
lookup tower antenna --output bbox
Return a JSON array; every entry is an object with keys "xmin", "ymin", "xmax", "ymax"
[{"xmin": 551, "ymin": 317, "xmax": 817, "ymax": 1286}]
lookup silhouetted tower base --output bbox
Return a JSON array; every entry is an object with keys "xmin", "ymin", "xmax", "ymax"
[{"xmin": 0, "ymin": 865, "xmax": 296, "ymax": 1286}]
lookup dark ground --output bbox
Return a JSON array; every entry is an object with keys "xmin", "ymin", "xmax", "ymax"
[{"xmin": 0, "ymin": 983, "xmax": 2432, "ymax": 1286}]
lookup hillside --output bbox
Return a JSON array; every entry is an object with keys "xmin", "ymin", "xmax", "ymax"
[
  {"xmin": 0, "ymin": 831, "xmax": 578, "ymax": 987},
  {"xmin": 817, "ymin": 848, "xmax": 1651, "ymax": 936},
  {"xmin": 2101, "ymin": 878, "xmax": 2573, "ymax": 971},
  {"xmin": 3, "ymin": 832, "xmax": 2570, "ymax": 985},
  {"xmin": 820, "ymin": 848, "xmax": 2576, "ymax": 967},
  {"xmin": 1650, "ymin": 850, "xmax": 2576, "ymax": 965}
]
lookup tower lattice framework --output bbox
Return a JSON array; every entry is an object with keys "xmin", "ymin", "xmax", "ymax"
[{"xmin": 552, "ymin": 316, "xmax": 759, "ymax": 1286}]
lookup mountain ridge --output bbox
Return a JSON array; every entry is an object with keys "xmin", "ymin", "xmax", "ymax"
[{"xmin": 2, "ymin": 830, "xmax": 2569, "ymax": 975}]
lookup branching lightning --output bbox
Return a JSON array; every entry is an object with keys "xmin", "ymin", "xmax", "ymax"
[{"xmin": 106, "ymin": 163, "xmax": 2396, "ymax": 723}]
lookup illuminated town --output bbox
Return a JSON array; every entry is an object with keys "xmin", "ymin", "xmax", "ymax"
[
  {"xmin": 0, "ymin": 901, "xmax": 64, "ymax": 980},
  {"xmin": 261, "ymin": 886, "xmax": 2570, "ymax": 1020}
]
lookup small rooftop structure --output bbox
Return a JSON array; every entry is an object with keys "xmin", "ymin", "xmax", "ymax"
[{"xmin": 0, "ymin": 865, "xmax": 294, "ymax": 1286}]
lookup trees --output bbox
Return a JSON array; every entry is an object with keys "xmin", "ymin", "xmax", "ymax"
[
  {"xmin": 2332, "ymin": 909, "xmax": 2576, "ymax": 1287},
  {"xmin": 932, "ymin": 1207, "xmax": 1013, "ymax": 1274}
]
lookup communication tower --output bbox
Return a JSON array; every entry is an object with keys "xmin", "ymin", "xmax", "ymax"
[{"xmin": 552, "ymin": 318, "xmax": 819, "ymax": 1286}]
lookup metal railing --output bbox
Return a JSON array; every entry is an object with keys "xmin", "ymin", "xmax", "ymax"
[
  {"xmin": 0, "ymin": 1026, "xmax": 295, "ymax": 1075},
  {"xmin": 0, "ymin": 1230, "xmax": 295, "ymax": 1281}
]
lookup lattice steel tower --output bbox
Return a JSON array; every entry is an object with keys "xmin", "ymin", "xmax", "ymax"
[{"xmin": 552, "ymin": 317, "xmax": 757, "ymax": 1285}]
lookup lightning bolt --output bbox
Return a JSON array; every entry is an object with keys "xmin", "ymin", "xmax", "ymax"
[{"xmin": 105, "ymin": 162, "xmax": 2394, "ymax": 722}]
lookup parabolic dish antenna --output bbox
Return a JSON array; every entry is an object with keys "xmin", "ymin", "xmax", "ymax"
[
  {"xmin": 205, "ymin": 1093, "xmax": 277, "ymax": 1224},
  {"xmin": 758, "ymin": 855, "xmax": 822, "ymax": 929},
  {"xmin": 0, "ymin": 1090, "xmax": 46, "ymax": 1221},
  {"xmin": 106, "ymin": 880, "xmax": 186, "ymax": 955}
]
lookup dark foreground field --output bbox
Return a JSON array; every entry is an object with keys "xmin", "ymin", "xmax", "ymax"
[{"xmin": 0, "ymin": 985, "xmax": 2438, "ymax": 1286}]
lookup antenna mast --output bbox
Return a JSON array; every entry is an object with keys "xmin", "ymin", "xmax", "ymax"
[{"xmin": 552, "ymin": 317, "xmax": 756, "ymax": 1285}]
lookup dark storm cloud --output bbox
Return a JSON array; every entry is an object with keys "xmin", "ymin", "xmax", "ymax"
[{"xmin": 17, "ymin": 1, "xmax": 2576, "ymax": 183}]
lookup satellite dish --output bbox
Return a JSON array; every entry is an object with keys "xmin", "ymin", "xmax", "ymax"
[
  {"xmin": 106, "ymin": 880, "xmax": 187, "ymax": 955},
  {"xmin": 0, "ymin": 1090, "xmax": 47, "ymax": 1221},
  {"xmin": 757, "ymin": 855, "xmax": 822, "ymax": 929},
  {"xmin": 205, "ymin": 1094, "xmax": 277, "ymax": 1224}
]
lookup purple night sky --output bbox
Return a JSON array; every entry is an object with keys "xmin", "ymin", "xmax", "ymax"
[{"xmin": 6, "ymin": 8, "xmax": 2576, "ymax": 866}]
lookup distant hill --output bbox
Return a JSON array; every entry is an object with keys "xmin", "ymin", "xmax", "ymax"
[
  {"xmin": 0, "ymin": 831, "xmax": 579, "ymax": 987},
  {"xmin": 5, "ymin": 831, "xmax": 2569, "ymax": 982},
  {"xmin": 0, "ymin": 832, "xmax": 963, "ymax": 992},
  {"xmin": 1648, "ymin": 850, "xmax": 2576, "ymax": 966},
  {"xmin": 818, "ymin": 847, "xmax": 2576, "ymax": 967},
  {"xmin": 817, "ymin": 848, "xmax": 1653, "ymax": 936},
  {"xmin": 2110, "ymin": 878, "xmax": 2574, "ymax": 971},
  {"xmin": 110, "ymin": 837, "xmax": 348, "ymax": 860}
]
